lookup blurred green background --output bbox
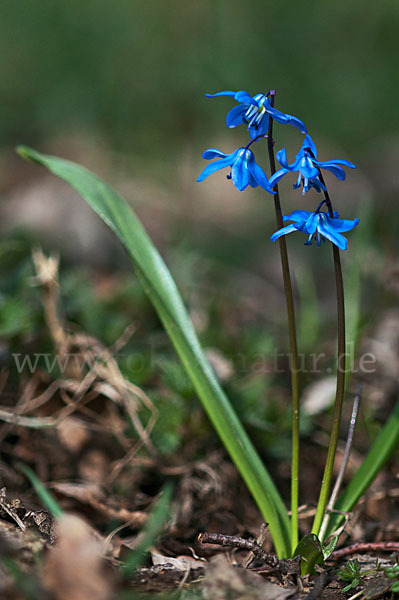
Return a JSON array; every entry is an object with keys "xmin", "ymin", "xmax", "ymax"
[
  {"xmin": 1, "ymin": 0, "xmax": 397, "ymax": 255},
  {"xmin": 0, "ymin": 1, "xmax": 397, "ymax": 460},
  {"xmin": 1, "ymin": 1, "xmax": 398, "ymax": 158}
]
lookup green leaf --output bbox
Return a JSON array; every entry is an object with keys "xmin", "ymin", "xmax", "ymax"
[
  {"xmin": 18, "ymin": 463, "xmax": 63, "ymax": 518},
  {"xmin": 325, "ymin": 402, "xmax": 399, "ymax": 538},
  {"xmin": 158, "ymin": 357, "xmax": 194, "ymax": 397},
  {"xmin": 122, "ymin": 483, "xmax": 173, "ymax": 574},
  {"xmin": 4, "ymin": 558, "xmax": 42, "ymax": 600},
  {"xmin": 17, "ymin": 145, "xmax": 291, "ymax": 558},
  {"xmin": 0, "ymin": 297, "xmax": 32, "ymax": 337},
  {"xmin": 321, "ymin": 535, "xmax": 338, "ymax": 559},
  {"xmin": 337, "ymin": 559, "xmax": 362, "ymax": 582},
  {"xmin": 147, "ymin": 393, "xmax": 187, "ymax": 454},
  {"xmin": 341, "ymin": 579, "xmax": 360, "ymax": 593},
  {"xmin": 384, "ymin": 564, "xmax": 399, "ymax": 579},
  {"xmin": 293, "ymin": 533, "xmax": 324, "ymax": 575}
]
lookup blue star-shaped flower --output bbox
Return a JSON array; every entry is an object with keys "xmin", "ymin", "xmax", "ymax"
[
  {"xmin": 270, "ymin": 209, "xmax": 359, "ymax": 250},
  {"xmin": 205, "ymin": 90, "xmax": 307, "ymax": 139},
  {"xmin": 197, "ymin": 147, "xmax": 271, "ymax": 192},
  {"xmin": 268, "ymin": 134, "xmax": 356, "ymax": 194}
]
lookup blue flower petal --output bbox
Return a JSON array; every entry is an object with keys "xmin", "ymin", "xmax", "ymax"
[
  {"xmin": 312, "ymin": 160, "xmax": 345, "ymax": 180},
  {"xmin": 196, "ymin": 155, "xmax": 235, "ymax": 182},
  {"xmin": 283, "ymin": 210, "xmax": 313, "ymax": 223},
  {"xmin": 198, "ymin": 147, "xmax": 270, "ymax": 192},
  {"xmin": 317, "ymin": 220, "xmax": 348, "ymax": 250},
  {"xmin": 320, "ymin": 158, "xmax": 356, "ymax": 169},
  {"xmin": 276, "ymin": 148, "xmax": 290, "ymax": 169},
  {"xmin": 248, "ymin": 174, "xmax": 258, "ymax": 188},
  {"xmin": 289, "ymin": 155, "xmax": 306, "ymax": 172},
  {"xmin": 286, "ymin": 114, "xmax": 308, "ymax": 134},
  {"xmin": 313, "ymin": 159, "xmax": 356, "ymax": 181},
  {"xmin": 270, "ymin": 223, "xmax": 298, "ymax": 242},
  {"xmin": 270, "ymin": 209, "xmax": 358, "ymax": 250},
  {"xmin": 320, "ymin": 164, "xmax": 347, "ymax": 180},
  {"xmin": 267, "ymin": 106, "xmax": 307, "ymax": 134},
  {"xmin": 248, "ymin": 117, "xmax": 269, "ymax": 139},
  {"xmin": 202, "ymin": 148, "xmax": 227, "ymax": 159},
  {"xmin": 268, "ymin": 168, "xmax": 290, "ymax": 189},
  {"xmin": 308, "ymin": 178, "xmax": 325, "ymax": 193},
  {"xmin": 226, "ymin": 104, "xmax": 248, "ymax": 128},
  {"xmin": 296, "ymin": 212, "xmax": 318, "ymax": 234},
  {"xmin": 247, "ymin": 153, "xmax": 272, "ymax": 192},
  {"xmin": 205, "ymin": 91, "xmax": 237, "ymax": 98},
  {"xmin": 235, "ymin": 91, "xmax": 258, "ymax": 105},
  {"xmin": 301, "ymin": 134, "xmax": 318, "ymax": 158},
  {"xmin": 325, "ymin": 216, "xmax": 360, "ymax": 233},
  {"xmin": 231, "ymin": 150, "xmax": 250, "ymax": 190},
  {"xmin": 298, "ymin": 156, "xmax": 320, "ymax": 179},
  {"xmin": 254, "ymin": 93, "xmax": 269, "ymax": 106}
]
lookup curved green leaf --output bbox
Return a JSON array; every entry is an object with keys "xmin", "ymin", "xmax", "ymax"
[
  {"xmin": 294, "ymin": 533, "xmax": 324, "ymax": 575},
  {"xmin": 18, "ymin": 463, "xmax": 63, "ymax": 518},
  {"xmin": 17, "ymin": 145, "xmax": 291, "ymax": 557},
  {"xmin": 122, "ymin": 483, "xmax": 173, "ymax": 574}
]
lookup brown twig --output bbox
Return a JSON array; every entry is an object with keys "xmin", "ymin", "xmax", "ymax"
[
  {"xmin": 0, "ymin": 488, "xmax": 26, "ymax": 532},
  {"xmin": 243, "ymin": 522, "xmax": 269, "ymax": 568},
  {"xmin": 329, "ymin": 542, "xmax": 399, "ymax": 560},
  {"xmin": 198, "ymin": 532, "xmax": 279, "ymax": 567}
]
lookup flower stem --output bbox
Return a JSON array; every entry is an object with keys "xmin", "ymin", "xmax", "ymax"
[
  {"xmin": 311, "ymin": 175, "xmax": 347, "ymax": 540},
  {"xmin": 267, "ymin": 91, "xmax": 300, "ymax": 555},
  {"xmin": 245, "ymin": 133, "xmax": 268, "ymax": 150},
  {"xmin": 318, "ymin": 385, "xmax": 360, "ymax": 540}
]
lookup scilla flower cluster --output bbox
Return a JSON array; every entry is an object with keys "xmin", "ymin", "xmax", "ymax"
[{"xmin": 197, "ymin": 89, "xmax": 359, "ymax": 250}]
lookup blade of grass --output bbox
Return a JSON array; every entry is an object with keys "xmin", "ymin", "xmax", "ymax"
[
  {"xmin": 4, "ymin": 558, "xmax": 42, "ymax": 600},
  {"xmin": 324, "ymin": 402, "xmax": 399, "ymax": 538},
  {"xmin": 122, "ymin": 483, "xmax": 173, "ymax": 574},
  {"xmin": 17, "ymin": 145, "xmax": 291, "ymax": 557},
  {"xmin": 18, "ymin": 463, "xmax": 63, "ymax": 518}
]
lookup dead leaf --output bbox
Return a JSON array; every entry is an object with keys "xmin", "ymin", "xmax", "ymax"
[
  {"xmin": 50, "ymin": 481, "xmax": 148, "ymax": 526},
  {"xmin": 203, "ymin": 554, "xmax": 296, "ymax": 600},
  {"xmin": 302, "ymin": 377, "xmax": 336, "ymax": 415},
  {"xmin": 151, "ymin": 551, "xmax": 205, "ymax": 571},
  {"xmin": 78, "ymin": 448, "xmax": 110, "ymax": 484},
  {"xmin": 57, "ymin": 417, "xmax": 89, "ymax": 453},
  {"xmin": 364, "ymin": 576, "xmax": 393, "ymax": 600},
  {"xmin": 25, "ymin": 509, "xmax": 56, "ymax": 543},
  {"xmin": 205, "ymin": 348, "xmax": 233, "ymax": 382},
  {"xmin": 42, "ymin": 513, "xmax": 112, "ymax": 600}
]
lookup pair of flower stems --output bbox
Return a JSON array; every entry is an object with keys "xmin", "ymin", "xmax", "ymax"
[
  {"xmin": 198, "ymin": 87, "xmax": 353, "ymax": 552},
  {"xmin": 267, "ymin": 91, "xmax": 346, "ymax": 552}
]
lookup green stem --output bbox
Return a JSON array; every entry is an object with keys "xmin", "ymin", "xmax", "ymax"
[
  {"xmin": 311, "ymin": 178, "xmax": 346, "ymax": 539},
  {"xmin": 267, "ymin": 91, "xmax": 300, "ymax": 554}
]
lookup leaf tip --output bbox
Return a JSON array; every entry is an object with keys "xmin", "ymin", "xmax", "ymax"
[{"xmin": 16, "ymin": 145, "xmax": 38, "ymax": 163}]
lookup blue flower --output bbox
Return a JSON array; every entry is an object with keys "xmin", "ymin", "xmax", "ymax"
[
  {"xmin": 270, "ymin": 209, "xmax": 359, "ymax": 250},
  {"xmin": 268, "ymin": 134, "xmax": 356, "ymax": 194},
  {"xmin": 197, "ymin": 147, "xmax": 271, "ymax": 192},
  {"xmin": 205, "ymin": 90, "xmax": 307, "ymax": 139}
]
